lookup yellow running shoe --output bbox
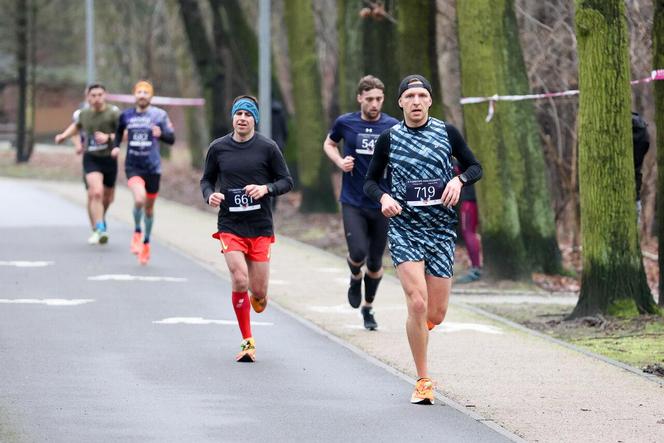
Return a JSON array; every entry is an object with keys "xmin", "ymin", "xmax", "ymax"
[
  {"xmin": 250, "ymin": 294, "xmax": 268, "ymax": 313},
  {"xmin": 138, "ymin": 243, "xmax": 151, "ymax": 265},
  {"xmin": 236, "ymin": 338, "xmax": 256, "ymax": 362},
  {"xmin": 130, "ymin": 232, "xmax": 142, "ymax": 255},
  {"xmin": 410, "ymin": 377, "xmax": 435, "ymax": 405}
]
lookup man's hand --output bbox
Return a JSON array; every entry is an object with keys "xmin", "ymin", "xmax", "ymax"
[
  {"xmin": 54, "ymin": 133, "xmax": 66, "ymax": 144},
  {"xmin": 94, "ymin": 131, "xmax": 110, "ymax": 145},
  {"xmin": 152, "ymin": 125, "xmax": 162, "ymax": 138},
  {"xmin": 110, "ymin": 147, "xmax": 120, "ymax": 159},
  {"xmin": 337, "ymin": 155, "xmax": 355, "ymax": 173},
  {"xmin": 442, "ymin": 176, "xmax": 463, "ymax": 207},
  {"xmin": 380, "ymin": 193, "xmax": 402, "ymax": 218},
  {"xmin": 208, "ymin": 192, "xmax": 225, "ymax": 207},
  {"xmin": 244, "ymin": 184, "xmax": 268, "ymax": 200}
]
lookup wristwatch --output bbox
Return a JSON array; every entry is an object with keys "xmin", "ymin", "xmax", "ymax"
[
  {"xmin": 266, "ymin": 183, "xmax": 276, "ymax": 195},
  {"xmin": 458, "ymin": 174, "xmax": 467, "ymax": 185}
]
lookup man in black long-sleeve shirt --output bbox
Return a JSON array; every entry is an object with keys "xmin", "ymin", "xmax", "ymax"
[
  {"xmin": 200, "ymin": 95, "xmax": 293, "ymax": 363},
  {"xmin": 364, "ymin": 75, "xmax": 482, "ymax": 404}
]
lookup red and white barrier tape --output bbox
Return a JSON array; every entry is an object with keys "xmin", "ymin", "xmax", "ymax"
[
  {"xmin": 106, "ymin": 93, "xmax": 205, "ymax": 107},
  {"xmin": 460, "ymin": 69, "xmax": 664, "ymax": 122}
]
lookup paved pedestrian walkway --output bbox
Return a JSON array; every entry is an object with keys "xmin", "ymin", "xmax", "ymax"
[{"xmin": 43, "ymin": 179, "xmax": 664, "ymax": 443}]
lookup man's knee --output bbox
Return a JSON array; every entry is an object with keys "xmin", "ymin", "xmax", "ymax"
[
  {"xmin": 406, "ymin": 291, "xmax": 427, "ymax": 316},
  {"xmin": 428, "ymin": 307, "xmax": 447, "ymax": 326},
  {"xmin": 230, "ymin": 269, "xmax": 249, "ymax": 291},
  {"xmin": 88, "ymin": 188, "xmax": 103, "ymax": 201}
]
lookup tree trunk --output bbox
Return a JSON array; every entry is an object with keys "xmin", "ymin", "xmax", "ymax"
[
  {"xmin": 177, "ymin": 0, "xmax": 229, "ymax": 139},
  {"xmin": 337, "ymin": 0, "xmax": 363, "ymax": 114},
  {"xmin": 396, "ymin": 0, "xmax": 442, "ymax": 118},
  {"xmin": 501, "ymin": 0, "xmax": 562, "ymax": 274},
  {"xmin": 655, "ymin": 0, "xmax": 664, "ymax": 306},
  {"xmin": 457, "ymin": 0, "xmax": 528, "ymax": 279},
  {"xmin": 285, "ymin": 0, "xmax": 337, "ymax": 213},
  {"xmin": 571, "ymin": 0, "xmax": 657, "ymax": 318},
  {"xmin": 15, "ymin": 0, "xmax": 29, "ymax": 163},
  {"xmin": 361, "ymin": 0, "xmax": 400, "ymax": 118},
  {"xmin": 435, "ymin": 0, "xmax": 463, "ymax": 130}
]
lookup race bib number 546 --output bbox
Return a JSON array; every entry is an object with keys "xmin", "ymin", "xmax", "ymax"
[
  {"xmin": 405, "ymin": 178, "xmax": 444, "ymax": 207},
  {"xmin": 227, "ymin": 188, "xmax": 260, "ymax": 212}
]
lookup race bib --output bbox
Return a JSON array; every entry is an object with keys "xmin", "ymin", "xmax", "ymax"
[
  {"xmin": 405, "ymin": 178, "xmax": 444, "ymax": 207},
  {"xmin": 128, "ymin": 129, "xmax": 153, "ymax": 148},
  {"xmin": 355, "ymin": 133, "xmax": 379, "ymax": 155},
  {"xmin": 86, "ymin": 133, "xmax": 108, "ymax": 152},
  {"xmin": 227, "ymin": 188, "xmax": 260, "ymax": 212}
]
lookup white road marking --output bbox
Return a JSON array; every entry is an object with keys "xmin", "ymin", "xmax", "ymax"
[
  {"xmin": 0, "ymin": 261, "xmax": 54, "ymax": 267},
  {"xmin": 0, "ymin": 298, "xmax": 94, "ymax": 306},
  {"xmin": 315, "ymin": 267, "xmax": 345, "ymax": 273},
  {"xmin": 309, "ymin": 304, "xmax": 405, "ymax": 314},
  {"xmin": 88, "ymin": 274, "xmax": 187, "ymax": 282},
  {"xmin": 270, "ymin": 279, "xmax": 289, "ymax": 285},
  {"xmin": 153, "ymin": 317, "xmax": 274, "ymax": 326},
  {"xmin": 344, "ymin": 324, "xmax": 387, "ymax": 331},
  {"xmin": 434, "ymin": 322, "xmax": 503, "ymax": 335}
]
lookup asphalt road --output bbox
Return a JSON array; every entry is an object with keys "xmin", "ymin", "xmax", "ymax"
[{"xmin": 0, "ymin": 178, "xmax": 512, "ymax": 442}]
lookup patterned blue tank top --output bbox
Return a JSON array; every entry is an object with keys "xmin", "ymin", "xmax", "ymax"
[{"xmin": 388, "ymin": 117, "xmax": 457, "ymax": 233}]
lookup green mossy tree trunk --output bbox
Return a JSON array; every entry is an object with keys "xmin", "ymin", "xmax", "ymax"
[
  {"xmin": 571, "ymin": 0, "xmax": 657, "ymax": 318},
  {"xmin": 500, "ymin": 0, "xmax": 562, "ymax": 274},
  {"xmin": 337, "ymin": 0, "xmax": 363, "ymax": 114},
  {"xmin": 655, "ymin": 0, "xmax": 664, "ymax": 307},
  {"xmin": 361, "ymin": 0, "xmax": 399, "ymax": 118},
  {"xmin": 457, "ymin": 0, "xmax": 528, "ymax": 279},
  {"xmin": 178, "ymin": 0, "xmax": 259, "ymax": 140},
  {"xmin": 395, "ymin": 0, "xmax": 442, "ymax": 118},
  {"xmin": 285, "ymin": 0, "xmax": 337, "ymax": 213}
]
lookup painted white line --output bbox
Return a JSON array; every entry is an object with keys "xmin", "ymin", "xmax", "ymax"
[
  {"xmin": 334, "ymin": 277, "xmax": 350, "ymax": 285},
  {"xmin": 0, "ymin": 298, "xmax": 94, "ymax": 306},
  {"xmin": 270, "ymin": 279, "xmax": 289, "ymax": 285},
  {"xmin": 434, "ymin": 322, "xmax": 503, "ymax": 335},
  {"xmin": 344, "ymin": 324, "xmax": 387, "ymax": 331},
  {"xmin": 153, "ymin": 317, "xmax": 274, "ymax": 326},
  {"xmin": 88, "ymin": 274, "xmax": 187, "ymax": 282},
  {"xmin": 315, "ymin": 267, "xmax": 345, "ymax": 273},
  {"xmin": 0, "ymin": 261, "xmax": 54, "ymax": 267},
  {"xmin": 309, "ymin": 304, "xmax": 405, "ymax": 314}
]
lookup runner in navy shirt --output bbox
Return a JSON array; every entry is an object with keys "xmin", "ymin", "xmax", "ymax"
[
  {"xmin": 323, "ymin": 75, "xmax": 399, "ymax": 330},
  {"xmin": 113, "ymin": 80, "xmax": 175, "ymax": 265}
]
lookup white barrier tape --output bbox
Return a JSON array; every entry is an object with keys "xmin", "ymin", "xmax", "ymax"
[
  {"xmin": 462, "ymin": 69, "xmax": 664, "ymax": 122},
  {"xmin": 106, "ymin": 93, "xmax": 205, "ymax": 107}
]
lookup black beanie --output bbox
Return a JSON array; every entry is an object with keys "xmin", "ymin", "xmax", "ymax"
[{"xmin": 397, "ymin": 74, "xmax": 433, "ymax": 100}]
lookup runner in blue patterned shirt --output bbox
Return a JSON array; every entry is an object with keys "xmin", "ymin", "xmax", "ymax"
[
  {"xmin": 113, "ymin": 80, "xmax": 175, "ymax": 265},
  {"xmin": 364, "ymin": 75, "xmax": 482, "ymax": 405},
  {"xmin": 323, "ymin": 75, "xmax": 398, "ymax": 330}
]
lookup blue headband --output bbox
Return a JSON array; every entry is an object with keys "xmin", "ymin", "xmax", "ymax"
[{"xmin": 231, "ymin": 98, "xmax": 259, "ymax": 124}]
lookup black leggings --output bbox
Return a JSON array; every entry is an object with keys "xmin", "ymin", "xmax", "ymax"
[{"xmin": 342, "ymin": 204, "xmax": 388, "ymax": 272}]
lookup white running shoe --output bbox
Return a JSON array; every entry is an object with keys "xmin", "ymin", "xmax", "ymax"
[{"xmin": 88, "ymin": 230, "xmax": 101, "ymax": 245}]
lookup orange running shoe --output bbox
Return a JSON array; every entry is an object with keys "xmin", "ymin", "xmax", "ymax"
[
  {"xmin": 130, "ymin": 232, "xmax": 142, "ymax": 255},
  {"xmin": 138, "ymin": 243, "xmax": 151, "ymax": 265},
  {"xmin": 410, "ymin": 377, "xmax": 435, "ymax": 405},
  {"xmin": 250, "ymin": 294, "xmax": 268, "ymax": 313},
  {"xmin": 427, "ymin": 320, "xmax": 436, "ymax": 331},
  {"xmin": 235, "ymin": 338, "xmax": 256, "ymax": 362}
]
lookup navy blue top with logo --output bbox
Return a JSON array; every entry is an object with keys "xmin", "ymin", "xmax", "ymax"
[{"xmin": 328, "ymin": 111, "xmax": 399, "ymax": 209}]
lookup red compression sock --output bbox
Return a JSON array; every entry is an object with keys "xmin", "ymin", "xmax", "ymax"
[{"xmin": 232, "ymin": 291, "xmax": 252, "ymax": 339}]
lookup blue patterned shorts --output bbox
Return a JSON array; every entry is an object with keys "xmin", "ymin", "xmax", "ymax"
[{"xmin": 388, "ymin": 226, "xmax": 457, "ymax": 278}]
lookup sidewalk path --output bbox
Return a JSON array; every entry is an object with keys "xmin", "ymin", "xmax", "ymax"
[{"xmin": 43, "ymin": 179, "xmax": 664, "ymax": 442}]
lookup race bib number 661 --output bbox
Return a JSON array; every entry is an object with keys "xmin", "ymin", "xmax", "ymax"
[{"xmin": 227, "ymin": 188, "xmax": 260, "ymax": 212}]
